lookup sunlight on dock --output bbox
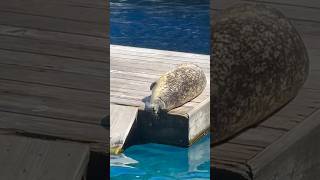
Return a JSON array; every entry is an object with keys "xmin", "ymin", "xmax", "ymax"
[{"xmin": 110, "ymin": 45, "xmax": 210, "ymax": 153}]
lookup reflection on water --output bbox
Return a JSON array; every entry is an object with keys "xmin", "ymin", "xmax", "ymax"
[
  {"xmin": 110, "ymin": 135, "xmax": 210, "ymax": 179},
  {"xmin": 110, "ymin": 0, "xmax": 210, "ymax": 54}
]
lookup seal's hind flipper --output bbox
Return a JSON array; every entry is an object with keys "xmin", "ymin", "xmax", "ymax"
[{"xmin": 150, "ymin": 81, "xmax": 157, "ymax": 90}]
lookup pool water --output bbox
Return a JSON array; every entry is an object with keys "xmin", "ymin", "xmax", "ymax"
[
  {"xmin": 110, "ymin": 135, "xmax": 210, "ymax": 179},
  {"xmin": 110, "ymin": 0, "xmax": 210, "ymax": 54}
]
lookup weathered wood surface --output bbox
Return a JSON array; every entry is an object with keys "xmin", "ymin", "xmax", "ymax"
[
  {"xmin": 250, "ymin": 109, "xmax": 320, "ymax": 180},
  {"xmin": 0, "ymin": 135, "xmax": 90, "ymax": 180},
  {"xmin": 211, "ymin": 0, "xmax": 320, "ymax": 179},
  {"xmin": 110, "ymin": 104, "xmax": 138, "ymax": 154},
  {"xmin": 0, "ymin": 0, "xmax": 108, "ymax": 152},
  {"xmin": 110, "ymin": 45, "xmax": 210, "ymax": 115},
  {"xmin": 110, "ymin": 45, "xmax": 210, "ymax": 149}
]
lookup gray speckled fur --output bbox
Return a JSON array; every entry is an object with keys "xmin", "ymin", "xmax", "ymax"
[
  {"xmin": 150, "ymin": 64, "xmax": 207, "ymax": 115},
  {"xmin": 211, "ymin": 3, "xmax": 309, "ymax": 143}
]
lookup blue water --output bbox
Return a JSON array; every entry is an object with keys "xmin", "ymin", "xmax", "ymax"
[
  {"xmin": 110, "ymin": 135, "xmax": 210, "ymax": 179},
  {"xmin": 110, "ymin": 0, "xmax": 210, "ymax": 54}
]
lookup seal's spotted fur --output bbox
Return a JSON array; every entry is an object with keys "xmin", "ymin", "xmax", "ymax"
[
  {"xmin": 212, "ymin": 3, "xmax": 309, "ymax": 143},
  {"xmin": 150, "ymin": 64, "xmax": 207, "ymax": 115}
]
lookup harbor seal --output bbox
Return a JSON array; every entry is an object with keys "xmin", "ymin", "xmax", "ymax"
[
  {"xmin": 211, "ymin": 3, "xmax": 309, "ymax": 143},
  {"xmin": 149, "ymin": 63, "xmax": 207, "ymax": 115}
]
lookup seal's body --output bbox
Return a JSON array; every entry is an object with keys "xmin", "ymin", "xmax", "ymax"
[
  {"xmin": 150, "ymin": 64, "xmax": 207, "ymax": 115},
  {"xmin": 212, "ymin": 4, "xmax": 309, "ymax": 143}
]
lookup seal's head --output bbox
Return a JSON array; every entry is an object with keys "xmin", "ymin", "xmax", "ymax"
[
  {"xmin": 149, "ymin": 80, "xmax": 167, "ymax": 117},
  {"xmin": 151, "ymin": 98, "xmax": 166, "ymax": 116}
]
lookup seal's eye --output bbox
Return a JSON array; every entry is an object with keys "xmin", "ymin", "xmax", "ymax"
[{"xmin": 150, "ymin": 81, "xmax": 157, "ymax": 90}]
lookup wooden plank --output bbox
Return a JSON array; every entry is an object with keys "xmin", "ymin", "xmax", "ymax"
[
  {"xmin": 0, "ymin": 79, "xmax": 106, "ymax": 107},
  {"xmin": 110, "ymin": 104, "xmax": 138, "ymax": 154},
  {"xmin": 210, "ymin": 0, "xmax": 241, "ymax": 9},
  {"xmin": 111, "ymin": 45, "xmax": 210, "ymax": 60},
  {"xmin": 306, "ymin": 50, "xmax": 320, "ymax": 70},
  {"xmin": 211, "ymin": 1, "xmax": 320, "ymax": 27},
  {"xmin": 213, "ymin": 159, "xmax": 251, "ymax": 179},
  {"xmin": 0, "ymin": 49, "xmax": 107, "ymax": 77},
  {"xmin": 274, "ymin": 99, "xmax": 319, "ymax": 120},
  {"xmin": 0, "ymin": 35, "xmax": 107, "ymax": 62},
  {"xmin": 0, "ymin": 11, "xmax": 106, "ymax": 37},
  {"xmin": 111, "ymin": 58, "xmax": 210, "ymax": 74},
  {"xmin": 111, "ymin": 53, "xmax": 210, "ymax": 67},
  {"xmin": 111, "ymin": 65, "xmax": 209, "ymax": 83},
  {"xmin": 110, "ymin": 96, "xmax": 145, "ymax": 109},
  {"xmin": 0, "ymin": 135, "xmax": 89, "ymax": 180},
  {"xmin": 40, "ymin": 0, "xmax": 106, "ymax": 7},
  {"xmin": 246, "ymin": 0, "xmax": 320, "ymax": 22},
  {"xmin": 304, "ymin": 71, "xmax": 320, "ymax": 90},
  {"xmin": 248, "ymin": 109, "xmax": 320, "ymax": 180},
  {"xmin": 0, "ymin": 64, "xmax": 106, "ymax": 93},
  {"xmin": 111, "ymin": 64, "xmax": 209, "ymax": 80},
  {"xmin": 213, "ymin": 142, "xmax": 263, "ymax": 155},
  {"xmin": 0, "ymin": 0, "xmax": 106, "ymax": 23},
  {"xmin": 0, "ymin": 25, "xmax": 107, "ymax": 50},
  {"xmin": 0, "ymin": 90, "xmax": 105, "ymax": 124},
  {"xmin": 212, "ymin": 149, "xmax": 253, "ymax": 162},
  {"xmin": 0, "ymin": 111, "xmax": 107, "ymax": 152},
  {"xmin": 188, "ymin": 98, "xmax": 210, "ymax": 143},
  {"xmin": 249, "ymin": 0, "xmax": 320, "ymax": 8},
  {"xmin": 260, "ymin": 115, "xmax": 300, "ymax": 131},
  {"xmin": 303, "ymin": 36, "xmax": 320, "ymax": 50},
  {"xmin": 292, "ymin": 20, "xmax": 320, "ymax": 37},
  {"xmin": 229, "ymin": 126, "xmax": 286, "ymax": 148}
]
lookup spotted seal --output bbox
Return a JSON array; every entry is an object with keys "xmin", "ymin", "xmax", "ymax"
[
  {"xmin": 150, "ymin": 63, "xmax": 207, "ymax": 115},
  {"xmin": 211, "ymin": 3, "xmax": 309, "ymax": 143}
]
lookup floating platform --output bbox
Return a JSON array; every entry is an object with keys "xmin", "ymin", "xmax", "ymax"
[
  {"xmin": 110, "ymin": 45, "xmax": 210, "ymax": 153},
  {"xmin": 212, "ymin": 0, "xmax": 320, "ymax": 179}
]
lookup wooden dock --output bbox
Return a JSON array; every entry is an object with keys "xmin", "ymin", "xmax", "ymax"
[
  {"xmin": 110, "ymin": 45, "xmax": 210, "ymax": 153},
  {"xmin": 0, "ymin": 0, "xmax": 108, "ymax": 178},
  {"xmin": 211, "ymin": 0, "xmax": 320, "ymax": 179},
  {"xmin": 0, "ymin": 135, "xmax": 90, "ymax": 180}
]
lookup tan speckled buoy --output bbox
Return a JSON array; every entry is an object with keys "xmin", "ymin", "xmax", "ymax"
[
  {"xmin": 150, "ymin": 64, "xmax": 207, "ymax": 115},
  {"xmin": 211, "ymin": 3, "xmax": 309, "ymax": 143}
]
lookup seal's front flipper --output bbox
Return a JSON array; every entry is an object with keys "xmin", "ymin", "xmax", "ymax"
[{"xmin": 150, "ymin": 81, "xmax": 157, "ymax": 90}]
